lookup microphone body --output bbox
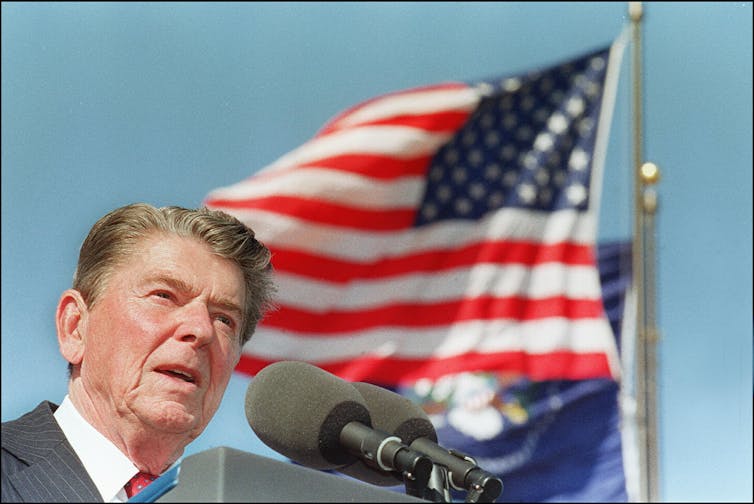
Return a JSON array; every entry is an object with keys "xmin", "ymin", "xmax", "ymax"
[
  {"xmin": 349, "ymin": 381, "xmax": 503, "ymax": 502},
  {"xmin": 340, "ymin": 422, "xmax": 432, "ymax": 481},
  {"xmin": 339, "ymin": 381, "xmax": 439, "ymax": 486}
]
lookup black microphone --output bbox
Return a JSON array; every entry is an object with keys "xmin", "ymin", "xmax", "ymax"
[
  {"xmin": 244, "ymin": 360, "xmax": 432, "ymax": 484},
  {"xmin": 339, "ymin": 381, "xmax": 439, "ymax": 486},
  {"xmin": 349, "ymin": 381, "xmax": 503, "ymax": 503}
]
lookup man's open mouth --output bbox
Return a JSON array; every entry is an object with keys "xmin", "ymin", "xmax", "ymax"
[{"xmin": 158, "ymin": 368, "xmax": 197, "ymax": 384}]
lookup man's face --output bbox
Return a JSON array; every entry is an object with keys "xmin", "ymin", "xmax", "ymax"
[{"xmin": 77, "ymin": 233, "xmax": 245, "ymax": 440}]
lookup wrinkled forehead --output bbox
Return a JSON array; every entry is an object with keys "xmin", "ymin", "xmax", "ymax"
[{"xmin": 117, "ymin": 233, "xmax": 244, "ymax": 289}]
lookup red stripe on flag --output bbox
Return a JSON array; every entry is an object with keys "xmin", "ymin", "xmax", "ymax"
[
  {"xmin": 262, "ymin": 296, "xmax": 605, "ymax": 333},
  {"xmin": 236, "ymin": 351, "xmax": 614, "ymax": 385},
  {"xmin": 204, "ymin": 195, "xmax": 417, "ymax": 231},
  {"xmin": 316, "ymin": 82, "xmax": 471, "ymax": 136},
  {"xmin": 294, "ymin": 153, "xmax": 433, "ymax": 179},
  {"xmin": 317, "ymin": 111, "xmax": 471, "ymax": 137},
  {"xmin": 270, "ymin": 241, "xmax": 596, "ymax": 282}
]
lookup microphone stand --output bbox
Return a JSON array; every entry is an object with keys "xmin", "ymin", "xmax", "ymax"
[
  {"xmin": 415, "ymin": 464, "xmax": 452, "ymax": 502},
  {"xmin": 406, "ymin": 451, "xmax": 503, "ymax": 503},
  {"xmin": 398, "ymin": 455, "xmax": 437, "ymax": 501}
]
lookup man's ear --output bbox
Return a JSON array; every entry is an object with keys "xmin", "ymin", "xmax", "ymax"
[{"xmin": 56, "ymin": 289, "xmax": 88, "ymax": 366}]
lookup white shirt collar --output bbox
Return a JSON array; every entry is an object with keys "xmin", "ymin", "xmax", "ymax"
[{"xmin": 53, "ymin": 395, "xmax": 139, "ymax": 502}]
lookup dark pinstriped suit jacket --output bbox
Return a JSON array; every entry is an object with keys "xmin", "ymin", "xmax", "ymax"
[{"xmin": 1, "ymin": 401, "xmax": 102, "ymax": 502}]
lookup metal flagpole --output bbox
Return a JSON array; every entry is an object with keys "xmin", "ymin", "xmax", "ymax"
[{"xmin": 628, "ymin": 2, "xmax": 661, "ymax": 502}]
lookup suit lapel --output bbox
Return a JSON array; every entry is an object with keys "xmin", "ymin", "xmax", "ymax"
[
  {"xmin": 7, "ymin": 446, "xmax": 103, "ymax": 502},
  {"xmin": 3, "ymin": 401, "xmax": 102, "ymax": 502}
]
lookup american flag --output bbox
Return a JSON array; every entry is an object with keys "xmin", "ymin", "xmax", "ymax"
[{"xmin": 205, "ymin": 42, "xmax": 625, "ymax": 387}]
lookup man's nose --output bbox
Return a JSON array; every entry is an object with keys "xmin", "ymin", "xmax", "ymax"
[{"xmin": 177, "ymin": 301, "xmax": 215, "ymax": 346}]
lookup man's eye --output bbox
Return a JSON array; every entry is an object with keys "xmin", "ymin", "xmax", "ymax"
[
  {"xmin": 216, "ymin": 314, "xmax": 234, "ymax": 327},
  {"xmin": 154, "ymin": 291, "xmax": 172, "ymax": 300}
]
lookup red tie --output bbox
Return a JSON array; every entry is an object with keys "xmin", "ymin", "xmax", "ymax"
[{"xmin": 124, "ymin": 472, "xmax": 158, "ymax": 498}]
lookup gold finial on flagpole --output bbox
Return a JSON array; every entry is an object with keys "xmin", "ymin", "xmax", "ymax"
[
  {"xmin": 641, "ymin": 163, "xmax": 660, "ymax": 214},
  {"xmin": 628, "ymin": 2, "xmax": 643, "ymax": 22},
  {"xmin": 640, "ymin": 162, "xmax": 660, "ymax": 185}
]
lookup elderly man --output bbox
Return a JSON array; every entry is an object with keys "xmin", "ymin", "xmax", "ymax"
[{"xmin": 1, "ymin": 203, "xmax": 276, "ymax": 502}]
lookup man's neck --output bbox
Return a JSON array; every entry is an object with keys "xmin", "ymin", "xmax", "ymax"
[{"xmin": 67, "ymin": 381, "xmax": 185, "ymax": 474}]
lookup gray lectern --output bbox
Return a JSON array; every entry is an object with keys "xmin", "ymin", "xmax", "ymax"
[{"xmin": 156, "ymin": 446, "xmax": 426, "ymax": 502}]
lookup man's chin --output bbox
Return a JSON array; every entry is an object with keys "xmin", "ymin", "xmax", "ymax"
[{"xmin": 141, "ymin": 401, "xmax": 202, "ymax": 434}]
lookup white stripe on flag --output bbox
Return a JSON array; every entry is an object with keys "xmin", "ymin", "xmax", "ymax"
[
  {"xmin": 245, "ymin": 318, "xmax": 617, "ymax": 361},
  {"xmin": 328, "ymin": 86, "xmax": 480, "ymax": 129},
  {"xmin": 273, "ymin": 263, "xmax": 604, "ymax": 310},
  {"xmin": 253, "ymin": 126, "xmax": 456, "ymax": 174},
  {"xmin": 206, "ymin": 168, "xmax": 424, "ymax": 208},
  {"xmin": 214, "ymin": 208, "xmax": 599, "ymax": 260}
]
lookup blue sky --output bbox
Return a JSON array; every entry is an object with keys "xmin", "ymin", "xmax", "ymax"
[{"xmin": 2, "ymin": 3, "xmax": 751, "ymax": 501}]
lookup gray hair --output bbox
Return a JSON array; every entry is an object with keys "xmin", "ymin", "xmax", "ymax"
[{"xmin": 73, "ymin": 203, "xmax": 276, "ymax": 346}]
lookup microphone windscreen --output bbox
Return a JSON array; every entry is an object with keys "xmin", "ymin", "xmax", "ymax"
[
  {"xmin": 245, "ymin": 360, "xmax": 371, "ymax": 470},
  {"xmin": 338, "ymin": 382, "xmax": 438, "ymax": 486},
  {"xmin": 353, "ymin": 382, "xmax": 438, "ymax": 444}
]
